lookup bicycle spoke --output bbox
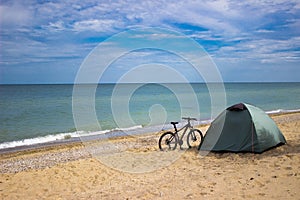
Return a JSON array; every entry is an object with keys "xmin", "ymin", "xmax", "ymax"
[
  {"xmin": 159, "ymin": 132, "xmax": 177, "ymax": 151},
  {"xmin": 187, "ymin": 129, "xmax": 203, "ymax": 149}
]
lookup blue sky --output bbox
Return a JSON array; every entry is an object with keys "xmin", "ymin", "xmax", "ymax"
[{"xmin": 0, "ymin": 0, "xmax": 299, "ymax": 83}]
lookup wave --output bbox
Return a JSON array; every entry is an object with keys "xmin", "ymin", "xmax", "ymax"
[
  {"xmin": 0, "ymin": 131, "xmax": 81, "ymax": 150},
  {"xmin": 266, "ymin": 108, "xmax": 300, "ymax": 114},
  {"xmin": 0, "ymin": 125, "xmax": 143, "ymax": 150}
]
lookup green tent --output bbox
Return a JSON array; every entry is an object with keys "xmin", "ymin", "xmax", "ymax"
[{"xmin": 200, "ymin": 103, "xmax": 286, "ymax": 153}]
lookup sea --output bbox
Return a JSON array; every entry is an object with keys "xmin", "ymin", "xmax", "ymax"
[{"xmin": 0, "ymin": 82, "xmax": 300, "ymax": 150}]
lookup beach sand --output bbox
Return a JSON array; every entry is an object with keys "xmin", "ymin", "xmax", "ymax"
[{"xmin": 0, "ymin": 112, "xmax": 299, "ymax": 199}]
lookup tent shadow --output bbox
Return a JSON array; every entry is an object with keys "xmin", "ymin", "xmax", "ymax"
[
  {"xmin": 199, "ymin": 141, "xmax": 300, "ymax": 159},
  {"xmin": 260, "ymin": 142, "xmax": 300, "ymax": 157}
]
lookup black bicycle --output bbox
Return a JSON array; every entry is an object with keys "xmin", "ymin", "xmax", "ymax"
[{"xmin": 158, "ymin": 117, "xmax": 203, "ymax": 151}]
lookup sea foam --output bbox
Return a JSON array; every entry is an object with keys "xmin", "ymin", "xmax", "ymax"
[{"xmin": 0, "ymin": 125, "xmax": 144, "ymax": 150}]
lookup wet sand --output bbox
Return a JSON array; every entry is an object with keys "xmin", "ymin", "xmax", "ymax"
[{"xmin": 0, "ymin": 112, "xmax": 299, "ymax": 199}]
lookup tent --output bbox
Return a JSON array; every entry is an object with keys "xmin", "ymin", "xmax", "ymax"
[{"xmin": 200, "ymin": 103, "xmax": 286, "ymax": 153}]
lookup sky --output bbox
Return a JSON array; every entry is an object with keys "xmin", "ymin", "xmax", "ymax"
[{"xmin": 0, "ymin": 0, "xmax": 299, "ymax": 84}]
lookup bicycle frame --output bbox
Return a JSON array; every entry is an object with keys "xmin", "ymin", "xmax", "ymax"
[{"xmin": 173, "ymin": 121, "xmax": 193, "ymax": 143}]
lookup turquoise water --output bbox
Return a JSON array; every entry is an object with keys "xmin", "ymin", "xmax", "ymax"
[{"xmin": 0, "ymin": 83, "xmax": 300, "ymax": 147}]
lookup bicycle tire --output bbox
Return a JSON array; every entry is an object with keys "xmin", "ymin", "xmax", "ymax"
[
  {"xmin": 158, "ymin": 132, "xmax": 177, "ymax": 151},
  {"xmin": 187, "ymin": 129, "xmax": 203, "ymax": 149}
]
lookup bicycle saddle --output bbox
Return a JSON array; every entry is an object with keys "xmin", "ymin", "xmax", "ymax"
[{"xmin": 170, "ymin": 122, "xmax": 179, "ymax": 125}]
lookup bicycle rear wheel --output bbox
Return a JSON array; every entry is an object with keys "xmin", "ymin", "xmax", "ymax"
[
  {"xmin": 187, "ymin": 129, "xmax": 203, "ymax": 148},
  {"xmin": 158, "ymin": 132, "xmax": 177, "ymax": 151}
]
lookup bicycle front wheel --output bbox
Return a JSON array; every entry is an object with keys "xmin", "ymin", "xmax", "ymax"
[
  {"xmin": 187, "ymin": 129, "xmax": 203, "ymax": 148},
  {"xmin": 159, "ymin": 132, "xmax": 177, "ymax": 151}
]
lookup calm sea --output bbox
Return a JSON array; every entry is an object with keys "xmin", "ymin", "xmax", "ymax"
[{"xmin": 0, "ymin": 83, "xmax": 299, "ymax": 148}]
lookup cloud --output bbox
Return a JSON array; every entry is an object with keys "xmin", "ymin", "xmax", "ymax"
[
  {"xmin": 216, "ymin": 36, "xmax": 300, "ymax": 64},
  {"xmin": 47, "ymin": 20, "xmax": 66, "ymax": 32},
  {"xmin": 0, "ymin": 3, "xmax": 32, "ymax": 27},
  {"xmin": 73, "ymin": 19, "xmax": 121, "ymax": 33},
  {"xmin": 255, "ymin": 29, "xmax": 275, "ymax": 33},
  {"xmin": 1, "ymin": 0, "xmax": 300, "ymax": 83}
]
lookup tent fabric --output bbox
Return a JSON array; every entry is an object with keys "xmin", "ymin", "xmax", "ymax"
[{"xmin": 200, "ymin": 103, "xmax": 286, "ymax": 153}]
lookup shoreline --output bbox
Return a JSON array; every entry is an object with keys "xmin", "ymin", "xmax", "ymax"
[{"xmin": 1, "ymin": 109, "xmax": 300, "ymax": 156}]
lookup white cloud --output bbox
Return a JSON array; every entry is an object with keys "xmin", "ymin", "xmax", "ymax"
[
  {"xmin": 47, "ymin": 20, "xmax": 65, "ymax": 32},
  {"xmin": 217, "ymin": 36, "xmax": 300, "ymax": 63},
  {"xmin": 0, "ymin": 3, "xmax": 32, "ymax": 27},
  {"xmin": 255, "ymin": 29, "xmax": 275, "ymax": 33},
  {"xmin": 73, "ymin": 19, "xmax": 121, "ymax": 33}
]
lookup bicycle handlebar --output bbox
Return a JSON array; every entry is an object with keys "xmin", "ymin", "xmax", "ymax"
[{"xmin": 182, "ymin": 117, "xmax": 197, "ymax": 121}]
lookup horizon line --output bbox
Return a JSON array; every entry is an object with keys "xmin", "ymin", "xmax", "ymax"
[{"xmin": 1, "ymin": 81, "xmax": 300, "ymax": 85}]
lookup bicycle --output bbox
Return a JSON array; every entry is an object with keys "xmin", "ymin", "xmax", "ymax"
[{"xmin": 158, "ymin": 117, "xmax": 203, "ymax": 151}]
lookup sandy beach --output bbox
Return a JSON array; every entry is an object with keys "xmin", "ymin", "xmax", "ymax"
[{"xmin": 0, "ymin": 112, "xmax": 299, "ymax": 199}]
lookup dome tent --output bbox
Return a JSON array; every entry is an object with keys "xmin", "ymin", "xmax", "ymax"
[{"xmin": 200, "ymin": 103, "xmax": 286, "ymax": 153}]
